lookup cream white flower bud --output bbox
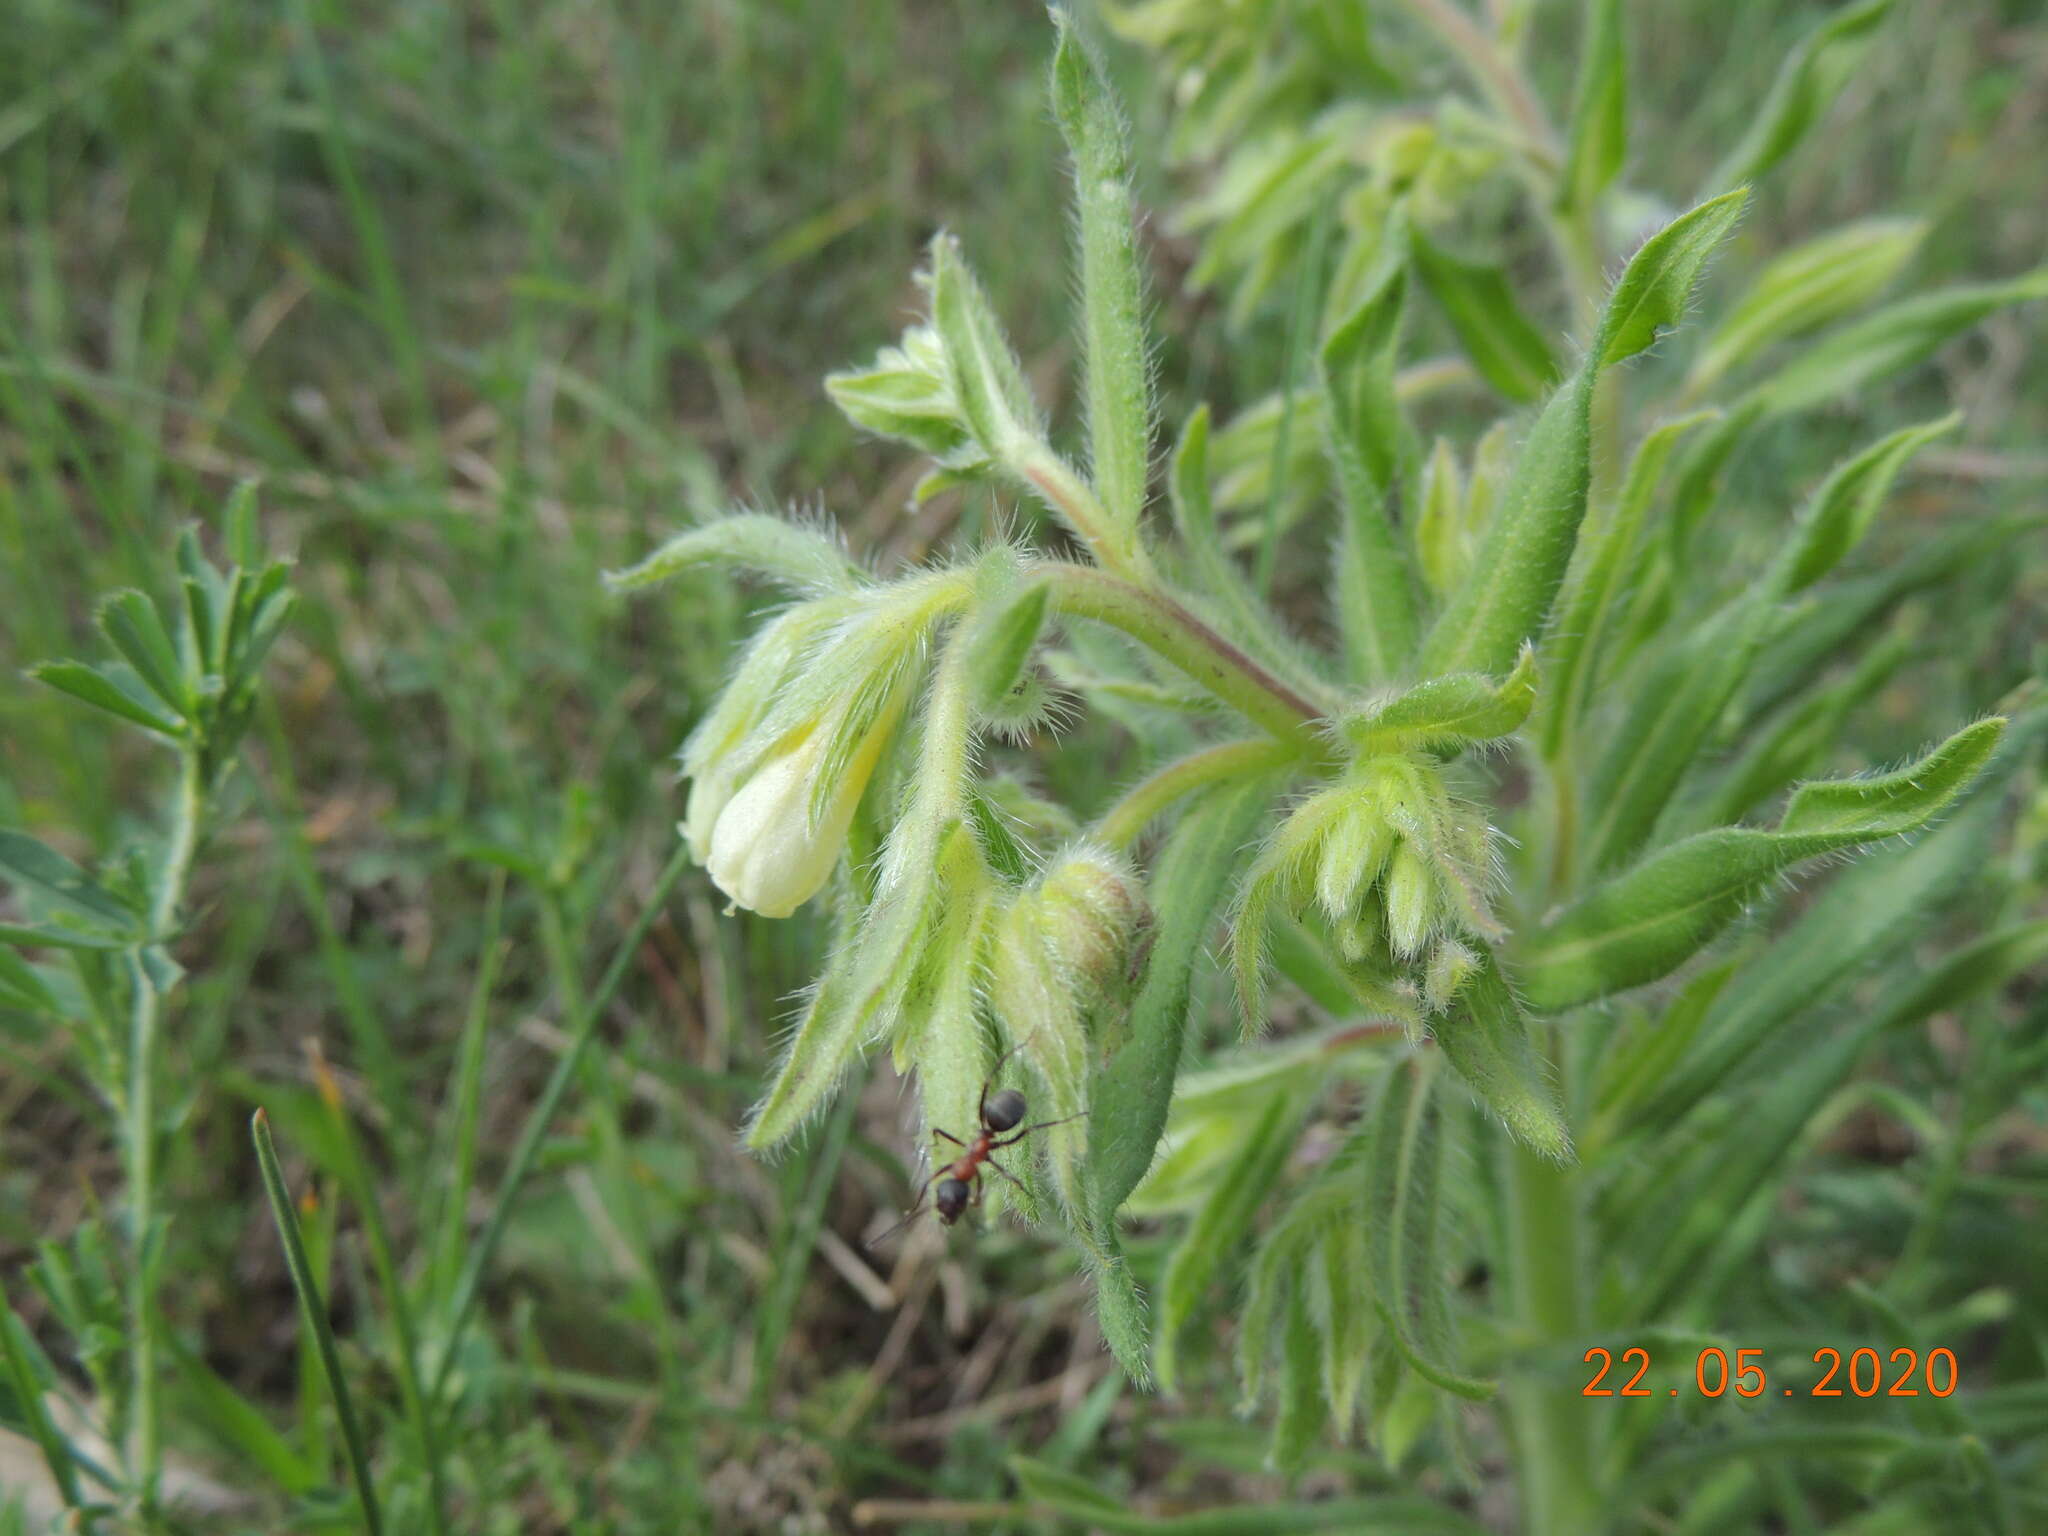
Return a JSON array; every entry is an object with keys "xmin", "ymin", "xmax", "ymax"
[{"xmin": 692, "ymin": 715, "xmax": 893, "ymax": 918}]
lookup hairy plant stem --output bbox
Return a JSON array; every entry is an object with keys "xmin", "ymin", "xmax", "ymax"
[
  {"xmin": 1095, "ymin": 738, "xmax": 1302, "ymax": 850},
  {"xmin": 1037, "ymin": 562, "xmax": 1334, "ymax": 743},
  {"xmin": 125, "ymin": 747, "xmax": 205, "ymax": 1519},
  {"xmin": 1504, "ymin": 1118, "xmax": 1602, "ymax": 1536}
]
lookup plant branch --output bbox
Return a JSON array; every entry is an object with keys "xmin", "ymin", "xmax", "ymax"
[
  {"xmin": 124, "ymin": 745, "xmax": 205, "ymax": 1518},
  {"xmin": 1037, "ymin": 562, "xmax": 1333, "ymax": 741},
  {"xmin": 1095, "ymin": 739, "xmax": 1301, "ymax": 850}
]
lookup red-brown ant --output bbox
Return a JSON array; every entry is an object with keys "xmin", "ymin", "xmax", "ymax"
[{"xmin": 869, "ymin": 1044, "xmax": 1081, "ymax": 1244}]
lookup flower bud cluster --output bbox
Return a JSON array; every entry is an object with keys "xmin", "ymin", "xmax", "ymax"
[{"xmin": 1236, "ymin": 750, "xmax": 1502, "ymax": 1024}]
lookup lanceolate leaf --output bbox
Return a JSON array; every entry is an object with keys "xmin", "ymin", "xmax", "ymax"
[
  {"xmin": 1421, "ymin": 191, "xmax": 1746, "ymax": 680},
  {"xmin": 1052, "ymin": 13, "xmax": 1154, "ymax": 547},
  {"xmin": 602, "ymin": 513, "xmax": 862, "ymax": 597},
  {"xmin": 1521, "ymin": 718, "xmax": 2006, "ymax": 1011},
  {"xmin": 1089, "ymin": 772, "xmax": 1281, "ymax": 1223},
  {"xmin": 1701, "ymin": 0, "xmax": 1896, "ymax": 194},
  {"xmin": 1322, "ymin": 259, "xmax": 1421, "ymax": 681},
  {"xmin": 1556, "ymin": 0, "xmax": 1626, "ymax": 217},
  {"xmin": 30, "ymin": 660, "xmax": 185, "ymax": 736},
  {"xmin": 1540, "ymin": 410, "xmax": 1720, "ymax": 758},
  {"xmin": 1156, "ymin": 1090, "xmax": 1302, "ymax": 1392},
  {"xmin": 1688, "ymin": 217, "xmax": 1925, "ymax": 394},
  {"xmin": 1779, "ymin": 413, "xmax": 1959, "ymax": 592},
  {"xmin": 1408, "ymin": 226, "xmax": 1556, "ymax": 403},
  {"xmin": 1433, "ymin": 949, "xmax": 1571, "ymax": 1162},
  {"xmin": 1750, "ymin": 266, "xmax": 2048, "ymax": 418},
  {"xmin": 0, "ymin": 831, "xmax": 138, "ymax": 936}
]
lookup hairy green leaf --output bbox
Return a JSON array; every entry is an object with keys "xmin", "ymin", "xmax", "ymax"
[
  {"xmin": 1780, "ymin": 413, "xmax": 1958, "ymax": 592},
  {"xmin": 30, "ymin": 660, "xmax": 184, "ymax": 736},
  {"xmin": 1339, "ymin": 645, "xmax": 1536, "ymax": 756},
  {"xmin": 1421, "ymin": 192, "xmax": 1745, "ymax": 680},
  {"xmin": 0, "ymin": 831, "xmax": 138, "ymax": 936},
  {"xmin": 1433, "ymin": 950, "xmax": 1571, "ymax": 1162},
  {"xmin": 1052, "ymin": 13, "xmax": 1154, "ymax": 546},
  {"xmin": 602, "ymin": 514, "xmax": 862, "ymax": 597},
  {"xmin": 1089, "ymin": 773, "xmax": 1281, "ymax": 1222},
  {"xmin": 1523, "ymin": 718, "xmax": 2005, "ymax": 1010},
  {"xmin": 1322, "ymin": 258, "xmax": 1421, "ymax": 680}
]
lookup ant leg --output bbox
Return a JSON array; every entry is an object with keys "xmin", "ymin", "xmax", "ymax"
[
  {"xmin": 993, "ymin": 1111, "xmax": 1089, "ymax": 1148},
  {"xmin": 865, "ymin": 1172, "xmax": 936, "ymax": 1249},
  {"xmin": 980, "ymin": 1156, "xmax": 1031, "ymax": 1197},
  {"xmin": 932, "ymin": 1128, "xmax": 967, "ymax": 1148},
  {"xmin": 980, "ymin": 1031, "xmax": 1043, "ymax": 1121}
]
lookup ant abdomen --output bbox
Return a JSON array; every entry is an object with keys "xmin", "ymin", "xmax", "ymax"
[
  {"xmin": 934, "ymin": 1177, "xmax": 971, "ymax": 1223},
  {"xmin": 983, "ymin": 1087, "xmax": 1027, "ymax": 1134}
]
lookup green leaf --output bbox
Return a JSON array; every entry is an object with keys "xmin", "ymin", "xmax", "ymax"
[
  {"xmin": 29, "ymin": 660, "xmax": 184, "ymax": 736},
  {"xmin": 1702, "ymin": 0, "xmax": 1896, "ymax": 193},
  {"xmin": 1089, "ymin": 772, "xmax": 1281, "ymax": 1223},
  {"xmin": 1156, "ymin": 1090, "xmax": 1301, "ymax": 1392},
  {"xmin": 603, "ymin": 514, "xmax": 862, "ymax": 597},
  {"xmin": 1540, "ymin": 410, "xmax": 1720, "ymax": 758},
  {"xmin": 1340, "ymin": 645, "xmax": 1536, "ymax": 756},
  {"xmin": 1052, "ymin": 12, "xmax": 1153, "ymax": 547},
  {"xmin": 96, "ymin": 588, "xmax": 188, "ymax": 712},
  {"xmin": 1434, "ymin": 951, "xmax": 1570, "ymax": 1161},
  {"xmin": 1408, "ymin": 225, "xmax": 1556, "ymax": 402},
  {"xmin": 961, "ymin": 568, "xmax": 1049, "ymax": 720},
  {"xmin": 1556, "ymin": 0, "xmax": 1625, "ymax": 217},
  {"xmin": 1321, "ymin": 258, "xmax": 1421, "ymax": 680},
  {"xmin": 1521, "ymin": 717, "xmax": 2006, "ymax": 1010},
  {"xmin": 1365, "ymin": 1061, "xmax": 1495, "ymax": 1400},
  {"xmin": 1780, "ymin": 413, "xmax": 1959, "ymax": 592},
  {"xmin": 1168, "ymin": 405, "xmax": 1303, "ymax": 674},
  {"xmin": 1688, "ymin": 217, "xmax": 1925, "ymax": 393},
  {"xmin": 0, "ymin": 949, "xmax": 60, "ymax": 1015},
  {"xmin": 928, "ymin": 232, "xmax": 1044, "ymax": 460},
  {"xmin": 1598, "ymin": 188, "xmax": 1750, "ymax": 368},
  {"xmin": 1750, "ymin": 266, "xmax": 2048, "ymax": 418},
  {"xmin": 825, "ymin": 322, "xmax": 977, "ymax": 462},
  {"xmin": 0, "ymin": 831, "xmax": 138, "ymax": 935},
  {"xmin": 1421, "ymin": 192, "xmax": 1746, "ymax": 680}
]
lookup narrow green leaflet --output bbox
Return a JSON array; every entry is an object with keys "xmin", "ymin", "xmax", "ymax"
[
  {"xmin": 1687, "ymin": 217, "xmax": 1925, "ymax": 394},
  {"xmin": 96, "ymin": 588, "xmax": 189, "ymax": 714},
  {"xmin": 1421, "ymin": 191, "xmax": 1746, "ymax": 680},
  {"xmin": 1052, "ymin": 13, "xmax": 1154, "ymax": 546},
  {"xmin": 1597, "ymin": 189, "xmax": 1750, "ymax": 369},
  {"xmin": 1521, "ymin": 717, "xmax": 2005, "ymax": 1011},
  {"xmin": 1701, "ymin": 0, "xmax": 1895, "ymax": 193},
  {"xmin": 1556, "ymin": 0, "xmax": 1625, "ymax": 217},
  {"xmin": 30, "ymin": 660, "xmax": 185, "ymax": 736},
  {"xmin": 0, "ymin": 831, "xmax": 139, "ymax": 936},
  {"xmin": 1408, "ymin": 225, "xmax": 1556, "ymax": 402}
]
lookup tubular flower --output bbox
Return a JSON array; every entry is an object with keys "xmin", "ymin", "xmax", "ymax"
[
  {"xmin": 691, "ymin": 702, "xmax": 903, "ymax": 917},
  {"xmin": 680, "ymin": 574, "xmax": 967, "ymax": 917}
]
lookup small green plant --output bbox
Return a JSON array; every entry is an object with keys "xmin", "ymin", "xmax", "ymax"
[
  {"xmin": 611, "ymin": 7, "xmax": 2043, "ymax": 1530},
  {"xmin": 1, "ymin": 489, "xmax": 294, "ymax": 1528}
]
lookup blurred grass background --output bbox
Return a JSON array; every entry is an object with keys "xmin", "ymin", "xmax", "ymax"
[{"xmin": 0, "ymin": 1, "xmax": 2042, "ymax": 1529}]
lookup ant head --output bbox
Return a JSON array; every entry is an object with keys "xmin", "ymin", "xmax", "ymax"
[
  {"xmin": 934, "ymin": 1178, "xmax": 971, "ymax": 1223},
  {"xmin": 983, "ymin": 1087, "xmax": 1027, "ymax": 1134}
]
